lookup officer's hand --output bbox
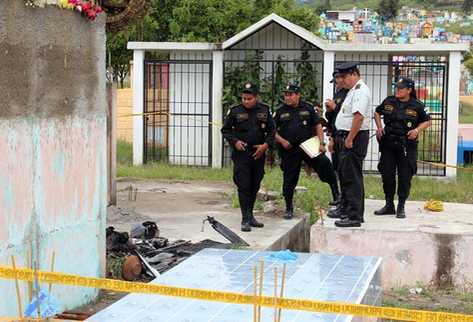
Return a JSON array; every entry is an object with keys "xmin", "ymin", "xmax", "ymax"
[
  {"xmin": 235, "ymin": 140, "xmax": 247, "ymax": 151},
  {"xmin": 407, "ymin": 129, "xmax": 418, "ymax": 140},
  {"xmin": 281, "ymin": 139, "xmax": 292, "ymax": 150},
  {"xmin": 344, "ymin": 138, "xmax": 353, "ymax": 149},
  {"xmin": 252, "ymin": 143, "xmax": 268, "ymax": 160},
  {"xmin": 376, "ymin": 128, "xmax": 385, "ymax": 140},
  {"xmin": 319, "ymin": 144, "xmax": 326, "ymax": 154},
  {"xmin": 328, "ymin": 138, "xmax": 335, "ymax": 153},
  {"xmin": 325, "ymin": 99, "xmax": 336, "ymax": 112}
]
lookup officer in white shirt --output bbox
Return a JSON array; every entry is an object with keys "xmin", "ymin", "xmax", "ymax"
[{"xmin": 333, "ymin": 62, "xmax": 372, "ymax": 227}]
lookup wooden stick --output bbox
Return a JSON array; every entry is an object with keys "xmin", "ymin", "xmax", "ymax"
[
  {"xmin": 11, "ymin": 255, "xmax": 23, "ymax": 318},
  {"xmin": 33, "ymin": 260, "xmax": 41, "ymax": 319},
  {"xmin": 257, "ymin": 261, "xmax": 264, "ymax": 322},
  {"xmin": 252, "ymin": 266, "xmax": 258, "ymax": 322},
  {"xmin": 48, "ymin": 251, "xmax": 56, "ymax": 295},
  {"xmin": 273, "ymin": 267, "xmax": 278, "ymax": 322},
  {"xmin": 27, "ymin": 249, "xmax": 33, "ymax": 303},
  {"xmin": 277, "ymin": 263, "xmax": 287, "ymax": 322}
]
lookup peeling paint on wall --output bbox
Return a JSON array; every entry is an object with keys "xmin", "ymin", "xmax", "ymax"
[{"xmin": 0, "ymin": 0, "xmax": 107, "ymax": 315}]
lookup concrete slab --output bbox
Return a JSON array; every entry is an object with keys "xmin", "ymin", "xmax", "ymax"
[
  {"xmin": 311, "ymin": 199, "xmax": 473, "ymax": 289},
  {"xmin": 111, "ymin": 179, "xmax": 309, "ymax": 251},
  {"xmin": 88, "ymin": 249, "xmax": 382, "ymax": 322}
]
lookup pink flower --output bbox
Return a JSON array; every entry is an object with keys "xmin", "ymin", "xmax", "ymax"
[
  {"xmin": 87, "ymin": 10, "xmax": 97, "ymax": 20},
  {"xmin": 95, "ymin": 6, "xmax": 103, "ymax": 13},
  {"xmin": 82, "ymin": 1, "xmax": 91, "ymax": 12}
]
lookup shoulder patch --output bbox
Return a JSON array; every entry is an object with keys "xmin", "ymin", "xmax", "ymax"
[
  {"xmin": 384, "ymin": 105, "xmax": 394, "ymax": 112},
  {"xmin": 406, "ymin": 109, "xmax": 418, "ymax": 117},
  {"xmin": 355, "ymin": 84, "xmax": 361, "ymax": 89}
]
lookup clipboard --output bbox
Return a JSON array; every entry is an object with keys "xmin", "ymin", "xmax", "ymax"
[{"xmin": 299, "ymin": 137, "xmax": 321, "ymax": 158}]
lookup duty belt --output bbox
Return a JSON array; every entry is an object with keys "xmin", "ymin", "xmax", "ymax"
[{"xmin": 336, "ymin": 130, "xmax": 368, "ymax": 136}]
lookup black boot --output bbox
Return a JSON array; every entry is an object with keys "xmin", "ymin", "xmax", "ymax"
[
  {"xmin": 241, "ymin": 209, "xmax": 251, "ymax": 232},
  {"xmin": 284, "ymin": 197, "xmax": 294, "ymax": 220},
  {"xmin": 249, "ymin": 214, "xmax": 264, "ymax": 228},
  {"xmin": 248, "ymin": 202, "xmax": 264, "ymax": 228},
  {"xmin": 334, "ymin": 217, "xmax": 361, "ymax": 228},
  {"xmin": 374, "ymin": 201, "xmax": 395, "ymax": 216},
  {"xmin": 284, "ymin": 207, "xmax": 294, "ymax": 220},
  {"xmin": 396, "ymin": 200, "xmax": 406, "ymax": 219},
  {"xmin": 329, "ymin": 182, "xmax": 341, "ymax": 206},
  {"xmin": 327, "ymin": 205, "xmax": 342, "ymax": 219}
]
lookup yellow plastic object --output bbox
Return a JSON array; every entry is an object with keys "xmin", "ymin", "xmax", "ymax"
[{"xmin": 424, "ymin": 199, "xmax": 444, "ymax": 212}]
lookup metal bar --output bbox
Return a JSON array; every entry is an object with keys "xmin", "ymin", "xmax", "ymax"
[
  {"xmin": 152, "ymin": 62, "xmax": 157, "ymax": 161},
  {"xmin": 144, "ymin": 59, "xmax": 213, "ymax": 64},
  {"xmin": 208, "ymin": 61, "xmax": 213, "ymax": 167},
  {"xmin": 143, "ymin": 62, "xmax": 149, "ymax": 163}
]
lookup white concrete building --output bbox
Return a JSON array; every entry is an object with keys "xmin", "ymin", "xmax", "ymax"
[{"xmin": 128, "ymin": 13, "xmax": 468, "ymax": 177}]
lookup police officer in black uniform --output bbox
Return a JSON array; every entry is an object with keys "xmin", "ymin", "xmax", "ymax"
[
  {"xmin": 374, "ymin": 78, "xmax": 431, "ymax": 218},
  {"xmin": 325, "ymin": 71, "xmax": 349, "ymax": 216},
  {"xmin": 221, "ymin": 83, "xmax": 275, "ymax": 232},
  {"xmin": 274, "ymin": 83, "xmax": 339, "ymax": 219}
]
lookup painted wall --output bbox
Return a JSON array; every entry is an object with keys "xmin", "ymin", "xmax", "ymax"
[{"xmin": 0, "ymin": 0, "xmax": 106, "ymax": 315}]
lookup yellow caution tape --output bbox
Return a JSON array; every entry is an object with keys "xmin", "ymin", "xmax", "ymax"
[
  {"xmin": 118, "ymin": 110, "xmax": 223, "ymax": 127},
  {"xmin": 416, "ymin": 160, "xmax": 473, "ymax": 172},
  {"xmin": 424, "ymin": 199, "xmax": 445, "ymax": 212},
  {"xmin": 1, "ymin": 266, "xmax": 473, "ymax": 321}
]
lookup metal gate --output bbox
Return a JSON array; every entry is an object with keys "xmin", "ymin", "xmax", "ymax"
[
  {"xmin": 342, "ymin": 56, "xmax": 448, "ymax": 176},
  {"xmin": 144, "ymin": 60, "xmax": 212, "ymax": 166},
  {"xmin": 222, "ymin": 54, "xmax": 324, "ymax": 165}
]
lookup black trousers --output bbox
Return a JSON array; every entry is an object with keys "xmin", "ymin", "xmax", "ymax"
[
  {"xmin": 335, "ymin": 131, "xmax": 369, "ymax": 221},
  {"xmin": 280, "ymin": 147, "xmax": 337, "ymax": 207},
  {"xmin": 378, "ymin": 138, "xmax": 417, "ymax": 202},
  {"xmin": 232, "ymin": 150, "xmax": 265, "ymax": 223}
]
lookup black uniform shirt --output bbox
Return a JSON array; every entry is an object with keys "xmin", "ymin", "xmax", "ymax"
[
  {"xmin": 325, "ymin": 88, "xmax": 348, "ymax": 136},
  {"xmin": 376, "ymin": 96, "xmax": 430, "ymax": 139},
  {"xmin": 274, "ymin": 101, "xmax": 320, "ymax": 146},
  {"xmin": 221, "ymin": 102, "xmax": 275, "ymax": 148}
]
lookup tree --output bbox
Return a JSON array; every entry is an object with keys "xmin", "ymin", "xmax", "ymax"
[
  {"xmin": 463, "ymin": 0, "xmax": 473, "ymax": 14},
  {"xmin": 315, "ymin": 0, "xmax": 331, "ymax": 15},
  {"xmin": 378, "ymin": 0, "xmax": 400, "ymax": 22},
  {"xmin": 169, "ymin": 0, "xmax": 255, "ymax": 42},
  {"xmin": 105, "ymin": 0, "xmax": 321, "ymax": 86},
  {"xmin": 271, "ymin": 0, "xmax": 320, "ymax": 33}
]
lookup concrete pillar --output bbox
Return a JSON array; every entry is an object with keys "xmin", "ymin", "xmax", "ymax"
[
  {"xmin": 322, "ymin": 51, "xmax": 336, "ymax": 105},
  {"xmin": 132, "ymin": 50, "xmax": 145, "ymax": 165},
  {"xmin": 446, "ymin": 51, "xmax": 461, "ymax": 178},
  {"xmin": 211, "ymin": 51, "xmax": 224, "ymax": 168}
]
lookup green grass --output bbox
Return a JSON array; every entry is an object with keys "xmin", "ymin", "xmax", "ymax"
[
  {"xmin": 117, "ymin": 140, "xmax": 473, "ymax": 224},
  {"xmin": 117, "ymin": 139, "xmax": 133, "ymax": 165},
  {"xmin": 384, "ymin": 283, "xmax": 473, "ymax": 315},
  {"xmin": 460, "ymin": 100, "xmax": 473, "ymax": 124}
]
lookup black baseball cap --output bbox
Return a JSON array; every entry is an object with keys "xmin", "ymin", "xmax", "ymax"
[
  {"xmin": 335, "ymin": 62, "xmax": 359, "ymax": 74},
  {"xmin": 395, "ymin": 78, "xmax": 415, "ymax": 89},
  {"xmin": 241, "ymin": 82, "xmax": 259, "ymax": 95},
  {"xmin": 330, "ymin": 71, "xmax": 341, "ymax": 83},
  {"xmin": 282, "ymin": 83, "xmax": 301, "ymax": 93}
]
